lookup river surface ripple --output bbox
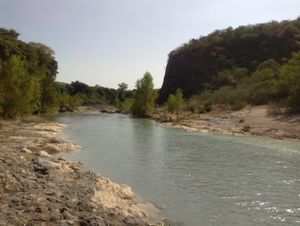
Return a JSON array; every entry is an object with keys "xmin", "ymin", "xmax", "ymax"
[{"xmin": 58, "ymin": 113, "xmax": 300, "ymax": 226}]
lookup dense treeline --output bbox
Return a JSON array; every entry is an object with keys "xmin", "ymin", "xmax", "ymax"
[
  {"xmin": 0, "ymin": 28, "xmax": 134, "ymax": 118},
  {"xmin": 57, "ymin": 81, "xmax": 134, "ymax": 111},
  {"xmin": 159, "ymin": 17, "xmax": 300, "ymax": 112},
  {"xmin": 0, "ymin": 28, "xmax": 58, "ymax": 118}
]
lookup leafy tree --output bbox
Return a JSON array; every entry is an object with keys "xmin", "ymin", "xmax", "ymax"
[
  {"xmin": 39, "ymin": 75, "xmax": 58, "ymax": 113},
  {"xmin": 29, "ymin": 42, "xmax": 58, "ymax": 113},
  {"xmin": 0, "ymin": 28, "xmax": 59, "ymax": 116},
  {"xmin": 245, "ymin": 59, "xmax": 280, "ymax": 105},
  {"xmin": 131, "ymin": 72, "xmax": 157, "ymax": 117},
  {"xmin": 0, "ymin": 28, "xmax": 19, "ymax": 39},
  {"xmin": 70, "ymin": 81, "xmax": 90, "ymax": 95},
  {"xmin": 277, "ymin": 51, "xmax": 300, "ymax": 112},
  {"xmin": 167, "ymin": 89, "xmax": 184, "ymax": 118},
  {"xmin": 210, "ymin": 67, "xmax": 249, "ymax": 89},
  {"xmin": 0, "ymin": 56, "xmax": 39, "ymax": 118},
  {"xmin": 117, "ymin": 82, "xmax": 128, "ymax": 101}
]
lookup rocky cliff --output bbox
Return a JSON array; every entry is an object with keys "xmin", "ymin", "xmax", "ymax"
[{"xmin": 158, "ymin": 18, "xmax": 300, "ymax": 103}]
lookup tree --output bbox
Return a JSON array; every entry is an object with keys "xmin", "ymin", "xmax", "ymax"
[
  {"xmin": 117, "ymin": 82, "xmax": 128, "ymax": 101},
  {"xmin": 0, "ymin": 55, "xmax": 39, "ymax": 118},
  {"xmin": 70, "ymin": 81, "xmax": 90, "ymax": 95},
  {"xmin": 131, "ymin": 72, "xmax": 157, "ymax": 117},
  {"xmin": 118, "ymin": 82, "xmax": 128, "ymax": 91},
  {"xmin": 167, "ymin": 89, "xmax": 184, "ymax": 119},
  {"xmin": 29, "ymin": 42, "xmax": 58, "ymax": 113},
  {"xmin": 0, "ymin": 28, "xmax": 19, "ymax": 39},
  {"xmin": 245, "ymin": 59, "xmax": 280, "ymax": 105},
  {"xmin": 277, "ymin": 51, "xmax": 300, "ymax": 112}
]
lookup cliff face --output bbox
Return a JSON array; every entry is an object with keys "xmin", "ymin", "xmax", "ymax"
[{"xmin": 158, "ymin": 18, "xmax": 300, "ymax": 103}]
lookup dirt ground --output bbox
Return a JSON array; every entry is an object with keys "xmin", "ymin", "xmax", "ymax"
[{"xmin": 158, "ymin": 106, "xmax": 300, "ymax": 140}]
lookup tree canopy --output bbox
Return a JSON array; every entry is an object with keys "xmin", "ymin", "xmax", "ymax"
[
  {"xmin": 0, "ymin": 28, "xmax": 58, "ymax": 117},
  {"xmin": 131, "ymin": 72, "xmax": 157, "ymax": 117}
]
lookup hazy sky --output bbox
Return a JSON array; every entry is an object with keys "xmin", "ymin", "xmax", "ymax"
[{"xmin": 0, "ymin": 0, "xmax": 299, "ymax": 88}]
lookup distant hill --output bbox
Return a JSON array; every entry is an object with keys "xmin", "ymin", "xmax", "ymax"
[{"xmin": 158, "ymin": 17, "xmax": 300, "ymax": 103}]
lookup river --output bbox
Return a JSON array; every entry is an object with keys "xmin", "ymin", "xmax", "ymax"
[{"xmin": 58, "ymin": 113, "xmax": 300, "ymax": 226}]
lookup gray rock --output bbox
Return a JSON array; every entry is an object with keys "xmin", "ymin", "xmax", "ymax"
[{"xmin": 32, "ymin": 158, "xmax": 49, "ymax": 175}]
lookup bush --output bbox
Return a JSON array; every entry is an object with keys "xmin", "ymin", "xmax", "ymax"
[
  {"xmin": 158, "ymin": 106, "xmax": 170, "ymax": 122},
  {"xmin": 186, "ymin": 91, "xmax": 213, "ymax": 113},
  {"xmin": 213, "ymin": 86, "xmax": 247, "ymax": 110},
  {"xmin": 276, "ymin": 52, "xmax": 300, "ymax": 112},
  {"xmin": 120, "ymin": 98, "xmax": 134, "ymax": 113},
  {"xmin": 197, "ymin": 102, "xmax": 213, "ymax": 113},
  {"xmin": 166, "ymin": 89, "xmax": 184, "ymax": 114}
]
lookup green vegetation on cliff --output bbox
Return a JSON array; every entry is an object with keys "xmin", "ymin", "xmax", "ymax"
[{"xmin": 159, "ymin": 17, "xmax": 300, "ymax": 112}]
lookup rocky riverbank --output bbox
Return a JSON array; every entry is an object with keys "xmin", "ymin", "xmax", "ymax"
[
  {"xmin": 153, "ymin": 106, "xmax": 300, "ymax": 140},
  {"xmin": 0, "ymin": 120, "xmax": 164, "ymax": 226}
]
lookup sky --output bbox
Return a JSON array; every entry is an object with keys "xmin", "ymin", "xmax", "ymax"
[{"xmin": 0, "ymin": 0, "xmax": 299, "ymax": 89}]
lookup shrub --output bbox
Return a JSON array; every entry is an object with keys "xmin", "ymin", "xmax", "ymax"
[
  {"xmin": 166, "ymin": 89, "xmax": 184, "ymax": 114},
  {"xmin": 186, "ymin": 91, "xmax": 213, "ymax": 113},
  {"xmin": 197, "ymin": 102, "xmax": 213, "ymax": 113},
  {"xmin": 120, "ymin": 98, "xmax": 134, "ymax": 113}
]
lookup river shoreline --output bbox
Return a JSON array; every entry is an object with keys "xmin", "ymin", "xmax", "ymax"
[
  {"xmin": 152, "ymin": 105, "xmax": 300, "ymax": 141},
  {"xmin": 0, "ymin": 119, "xmax": 164, "ymax": 226},
  {"xmin": 2, "ymin": 108, "xmax": 298, "ymax": 225},
  {"xmin": 74, "ymin": 104, "xmax": 300, "ymax": 140}
]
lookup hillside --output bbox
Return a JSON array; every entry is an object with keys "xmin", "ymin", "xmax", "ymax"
[{"xmin": 158, "ymin": 18, "xmax": 300, "ymax": 103}]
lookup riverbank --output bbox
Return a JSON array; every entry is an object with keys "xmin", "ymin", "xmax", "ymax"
[
  {"xmin": 0, "ymin": 119, "xmax": 164, "ymax": 226},
  {"xmin": 74, "ymin": 104, "xmax": 300, "ymax": 140},
  {"xmin": 152, "ymin": 105, "xmax": 300, "ymax": 140}
]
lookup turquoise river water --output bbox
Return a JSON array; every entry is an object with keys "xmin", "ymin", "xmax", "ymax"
[{"xmin": 58, "ymin": 113, "xmax": 300, "ymax": 226}]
